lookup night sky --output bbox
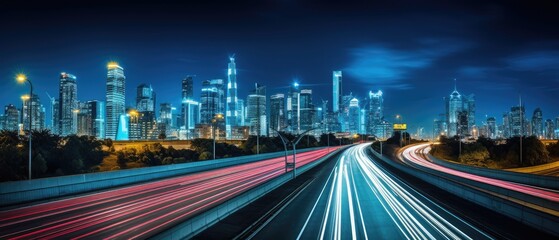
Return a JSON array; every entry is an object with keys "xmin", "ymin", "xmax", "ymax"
[{"xmin": 1, "ymin": 0, "xmax": 558, "ymax": 134}]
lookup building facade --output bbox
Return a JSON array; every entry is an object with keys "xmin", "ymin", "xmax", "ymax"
[
  {"xmin": 105, "ymin": 62, "xmax": 126, "ymax": 140},
  {"xmin": 59, "ymin": 72, "xmax": 78, "ymax": 136}
]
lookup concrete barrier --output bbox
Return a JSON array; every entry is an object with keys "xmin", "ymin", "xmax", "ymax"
[
  {"xmin": 0, "ymin": 147, "xmax": 325, "ymax": 207},
  {"xmin": 152, "ymin": 146, "xmax": 348, "ymax": 239},
  {"xmin": 426, "ymin": 149, "xmax": 559, "ymax": 190},
  {"xmin": 368, "ymin": 147, "xmax": 559, "ymax": 237}
]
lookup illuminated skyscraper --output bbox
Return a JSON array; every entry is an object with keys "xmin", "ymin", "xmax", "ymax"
[
  {"xmin": 445, "ymin": 81, "xmax": 475, "ymax": 137},
  {"xmin": 136, "ymin": 84, "xmax": 156, "ymax": 112},
  {"xmin": 348, "ymin": 98, "xmax": 360, "ymax": 134},
  {"xmin": 531, "ymin": 108, "xmax": 543, "ymax": 138},
  {"xmin": 2, "ymin": 104, "xmax": 19, "ymax": 131},
  {"xmin": 226, "ymin": 56, "xmax": 239, "ymax": 138},
  {"xmin": 105, "ymin": 62, "xmax": 126, "ymax": 140},
  {"xmin": 287, "ymin": 82, "xmax": 300, "ymax": 133},
  {"xmin": 59, "ymin": 72, "xmax": 78, "ymax": 136},
  {"xmin": 77, "ymin": 100, "xmax": 105, "ymax": 139},
  {"xmin": 200, "ymin": 79, "xmax": 225, "ymax": 124},
  {"xmin": 299, "ymin": 89, "xmax": 315, "ymax": 132},
  {"xmin": 545, "ymin": 119, "xmax": 555, "ymax": 139},
  {"xmin": 247, "ymin": 84, "xmax": 266, "ymax": 136},
  {"xmin": 487, "ymin": 116, "xmax": 496, "ymax": 139},
  {"xmin": 332, "ymin": 71, "xmax": 342, "ymax": 113},
  {"xmin": 22, "ymin": 94, "xmax": 45, "ymax": 131},
  {"xmin": 368, "ymin": 90, "xmax": 384, "ymax": 135},
  {"xmin": 182, "ymin": 76, "xmax": 194, "ymax": 100},
  {"xmin": 181, "ymin": 99, "xmax": 200, "ymax": 139},
  {"xmin": 269, "ymin": 93, "xmax": 286, "ymax": 135}
]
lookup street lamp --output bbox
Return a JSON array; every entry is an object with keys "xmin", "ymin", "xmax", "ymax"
[
  {"xmin": 272, "ymin": 127, "xmax": 317, "ymax": 179},
  {"xmin": 17, "ymin": 74, "xmax": 33, "ymax": 180},
  {"xmin": 212, "ymin": 113, "xmax": 224, "ymax": 160}
]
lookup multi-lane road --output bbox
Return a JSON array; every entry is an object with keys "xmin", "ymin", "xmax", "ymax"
[
  {"xmin": 0, "ymin": 147, "xmax": 337, "ymax": 239},
  {"xmin": 253, "ymin": 144, "xmax": 492, "ymax": 239}
]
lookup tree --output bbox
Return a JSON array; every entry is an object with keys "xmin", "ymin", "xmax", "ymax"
[{"xmin": 158, "ymin": 132, "xmax": 167, "ymax": 140}]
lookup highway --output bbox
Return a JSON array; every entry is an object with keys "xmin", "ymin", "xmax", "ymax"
[
  {"xmin": 0, "ymin": 147, "xmax": 337, "ymax": 239},
  {"xmin": 253, "ymin": 143, "xmax": 492, "ymax": 239}
]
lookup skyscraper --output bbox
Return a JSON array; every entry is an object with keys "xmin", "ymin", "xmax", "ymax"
[
  {"xmin": 348, "ymin": 98, "xmax": 360, "ymax": 134},
  {"xmin": 59, "ymin": 72, "xmax": 78, "ymax": 136},
  {"xmin": 200, "ymin": 79, "xmax": 225, "ymax": 124},
  {"xmin": 487, "ymin": 116, "xmax": 496, "ymax": 139},
  {"xmin": 105, "ymin": 62, "xmax": 126, "ymax": 140},
  {"xmin": 510, "ymin": 106, "xmax": 525, "ymax": 136},
  {"xmin": 287, "ymin": 82, "xmax": 300, "ymax": 133},
  {"xmin": 2, "ymin": 104, "xmax": 19, "ymax": 131},
  {"xmin": 226, "ymin": 57, "xmax": 239, "ymax": 138},
  {"xmin": 182, "ymin": 76, "xmax": 194, "ymax": 100},
  {"xmin": 136, "ymin": 84, "xmax": 156, "ymax": 112},
  {"xmin": 545, "ymin": 119, "xmax": 555, "ymax": 139},
  {"xmin": 22, "ymin": 94, "xmax": 45, "ymax": 131},
  {"xmin": 531, "ymin": 108, "xmax": 543, "ymax": 138},
  {"xmin": 332, "ymin": 71, "xmax": 342, "ymax": 113},
  {"xmin": 368, "ymin": 90, "xmax": 384, "ymax": 135},
  {"xmin": 181, "ymin": 99, "xmax": 200, "ymax": 139},
  {"xmin": 269, "ymin": 93, "xmax": 286, "ymax": 135},
  {"xmin": 445, "ymin": 82, "xmax": 475, "ymax": 137},
  {"xmin": 299, "ymin": 89, "xmax": 315, "ymax": 132},
  {"xmin": 247, "ymin": 84, "xmax": 266, "ymax": 136}
]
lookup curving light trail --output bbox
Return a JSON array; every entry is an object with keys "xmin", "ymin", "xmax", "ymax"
[
  {"xmin": 297, "ymin": 143, "xmax": 491, "ymax": 240},
  {"xmin": 401, "ymin": 144, "xmax": 559, "ymax": 203},
  {"xmin": 0, "ymin": 147, "xmax": 339, "ymax": 239}
]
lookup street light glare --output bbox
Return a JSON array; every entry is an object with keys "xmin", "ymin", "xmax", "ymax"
[
  {"xmin": 21, "ymin": 94, "xmax": 30, "ymax": 100},
  {"xmin": 16, "ymin": 73, "xmax": 27, "ymax": 83}
]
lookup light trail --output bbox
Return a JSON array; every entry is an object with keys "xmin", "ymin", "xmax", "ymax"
[
  {"xmin": 401, "ymin": 144, "xmax": 559, "ymax": 203},
  {"xmin": 296, "ymin": 144, "xmax": 490, "ymax": 239},
  {"xmin": 0, "ymin": 147, "xmax": 339, "ymax": 239}
]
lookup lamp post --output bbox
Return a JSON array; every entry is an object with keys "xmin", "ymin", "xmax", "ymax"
[
  {"xmin": 17, "ymin": 74, "xmax": 33, "ymax": 180},
  {"xmin": 212, "ymin": 113, "xmax": 224, "ymax": 160},
  {"xmin": 396, "ymin": 114, "xmax": 402, "ymax": 147},
  {"xmin": 272, "ymin": 127, "xmax": 317, "ymax": 179}
]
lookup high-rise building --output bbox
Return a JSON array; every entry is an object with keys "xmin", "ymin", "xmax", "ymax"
[
  {"xmin": 544, "ymin": 119, "xmax": 555, "ymax": 139},
  {"xmin": 445, "ymin": 82, "xmax": 475, "ymax": 137},
  {"xmin": 237, "ymin": 99, "xmax": 245, "ymax": 126},
  {"xmin": 77, "ymin": 100, "xmax": 105, "ymax": 139},
  {"xmin": 105, "ymin": 62, "xmax": 126, "ymax": 140},
  {"xmin": 269, "ymin": 93, "xmax": 286, "ymax": 136},
  {"xmin": 127, "ymin": 108, "xmax": 141, "ymax": 140},
  {"xmin": 287, "ymin": 82, "xmax": 300, "ymax": 133},
  {"xmin": 136, "ymin": 84, "xmax": 156, "ymax": 112},
  {"xmin": 22, "ymin": 94, "xmax": 45, "ymax": 131},
  {"xmin": 332, "ymin": 71, "xmax": 342, "ymax": 113},
  {"xmin": 510, "ymin": 106, "xmax": 525, "ymax": 136},
  {"xmin": 247, "ymin": 84, "xmax": 266, "ymax": 136},
  {"xmin": 226, "ymin": 57, "xmax": 240, "ymax": 138},
  {"xmin": 531, "ymin": 108, "xmax": 543, "ymax": 138},
  {"xmin": 2, "ymin": 104, "xmax": 19, "ymax": 131},
  {"xmin": 45, "ymin": 92, "xmax": 56, "ymax": 132},
  {"xmin": 181, "ymin": 99, "xmax": 200, "ymax": 139},
  {"xmin": 59, "ymin": 72, "xmax": 78, "ymax": 136},
  {"xmin": 368, "ymin": 90, "xmax": 383, "ymax": 135},
  {"xmin": 299, "ymin": 89, "xmax": 315, "ymax": 132},
  {"xmin": 159, "ymin": 103, "xmax": 172, "ymax": 127},
  {"xmin": 200, "ymin": 79, "xmax": 225, "ymax": 124},
  {"xmin": 487, "ymin": 116, "xmax": 496, "ymax": 139},
  {"xmin": 348, "ymin": 98, "xmax": 360, "ymax": 134},
  {"xmin": 182, "ymin": 76, "xmax": 194, "ymax": 100}
]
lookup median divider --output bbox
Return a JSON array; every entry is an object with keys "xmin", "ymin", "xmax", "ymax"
[
  {"xmin": 368, "ymin": 147, "xmax": 559, "ymax": 237},
  {"xmin": 152, "ymin": 146, "xmax": 349, "ymax": 240},
  {"xmin": 0, "ymin": 147, "xmax": 326, "ymax": 207}
]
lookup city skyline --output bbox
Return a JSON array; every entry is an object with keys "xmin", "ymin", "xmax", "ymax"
[{"xmin": 1, "ymin": 0, "xmax": 558, "ymax": 134}]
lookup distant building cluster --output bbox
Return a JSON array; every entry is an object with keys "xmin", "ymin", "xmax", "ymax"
[
  {"xmin": 434, "ymin": 82, "xmax": 559, "ymax": 140},
  {"xmin": 1, "ymin": 57, "xmax": 391, "ymax": 140}
]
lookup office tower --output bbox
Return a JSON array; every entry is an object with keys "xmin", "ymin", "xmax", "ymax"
[
  {"xmin": 136, "ymin": 84, "xmax": 156, "ymax": 112},
  {"xmin": 127, "ymin": 108, "xmax": 141, "ymax": 140},
  {"xmin": 3, "ymin": 104, "xmax": 19, "ymax": 131},
  {"xmin": 45, "ymin": 92, "xmax": 56, "ymax": 132},
  {"xmin": 457, "ymin": 111, "xmax": 469, "ymax": 136},
  {"xmin": 22, "ymin": 94, "xmax": 45, "ymax": 131},
  {"xmin": 76, "ymin": 100, "xmax": 104, "ymax": 138},
  {"xmin": 332, "ymin": 71, "xmax": 342, "ymax": 113},
  {"xmin": 368, "ymin": 90, "xmax": 383, "ymax": 135},
  {"xmin": 200, "ymin": 79, "xmax": 225, "ymax": 124},
  {"xmin": 287, "ymin": 82, "xmax": 300, "ymax": 133},
  {"xmin": 510, "ymin": 106, "xmax": 525, "ymax": 136},
  {"xmin": 348, "ymin": 98, "xmax": 360, "ymax": 134},
  {"xmin": 181, "ymin": 99, "xmax": 200, "ymax": 139},
  {"xmin": 269, "ymin": 93, "xmax": 286, "ymax": 135},
  {"xmin": 340, "ymin": 93, "xmax": 354, "ymax": 132},
  {"xmin": 159, "ymin": 103, "xmax": 172, "ymax": 127},
  {"xmin": 531, "ymin": 108, "xmax": 543, "ymax": 138},
  {"xmin": 545, "ymin": 119, "xmax": 555, "ymax": 139},
  {"xmin": 445, "ymin": 82, "xmax": 475, "ymax": 137},
  {"xmin": 226, "ymin": 57, "xmax": 240, "ymax": 138},
  {"xmin": 115, "ymin": 114, "xmax": 129, "ymax": 140},
  {"xmin": 237, "ymin": 99, "xmax": 245, "ymax": 126},
  {"xmin": 487, "ymin": 116, "xmax": 496, "ymax": 139},
  {"xmin": 59, "ymin": 72, "xmax": 78, "ymax": 136},
  {"xmin": 299, "ymin": 89, "xmax": 315, "ymax": 132},
  {"xmin": 105, "ymin": 62, "xmax": 126, "ymax": 140},
  {"xmin": 247, "ymin": 84, "xmax": 266, "ymax": 136},
  {"xmin": 53, "ymin": 99, "xmax": 59, "ymax": 134},
  {"xmin": 182, "ymin": 76, "xmax": 194, "ymax": 100}
]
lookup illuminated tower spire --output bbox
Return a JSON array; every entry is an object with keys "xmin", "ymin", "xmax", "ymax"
[{"xmin": 226, "ymin": 55, "xmax": 239, "ymax": 138}]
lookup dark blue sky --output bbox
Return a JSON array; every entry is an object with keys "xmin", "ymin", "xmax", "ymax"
[{"xmin": 1, "ymin": 0, "xmax": 558, "ymax": 133}]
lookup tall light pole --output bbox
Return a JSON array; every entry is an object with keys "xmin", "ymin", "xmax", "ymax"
[
  {"xmin": 212, "ymin": 113, "xmax": 224, "ymax": 160},
  {"xmin": 519, "ymin": 95, "xmax": 523, "ymax": 165},
  {"xmin": 273, "ymin": 127, "xmax": 317, "ymax": 179},
  {"xmin": 17, "ymin": 74, "xmax": 33, "ymax": 180},
  {"xmin": 396, "ymin": 114, "xmax": 402, "ymax": 147}
]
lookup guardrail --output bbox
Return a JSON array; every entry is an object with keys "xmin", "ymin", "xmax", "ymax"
[
  {"xmin": 426, "ymin": 149, "xmax": 559, "ymax": 190},
  {"xmin": 153, "ymin": 146, "xmax": 348, "ymax": 239},
  {"xmin": 0, "ymin": 147, "xmax": 325, "ymax": 207},
  {"xmin": 368, "ymin": 147, "xmax": 559, "ymax": 237}
]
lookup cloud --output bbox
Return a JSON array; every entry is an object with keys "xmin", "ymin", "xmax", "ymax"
[
  {"xmin": 507, "ymin": 51, "xmax": 559, "ymax": 71},
  {"xmin": 345, "ymin": 39, "xmax": 470, "ymax": 89}
]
